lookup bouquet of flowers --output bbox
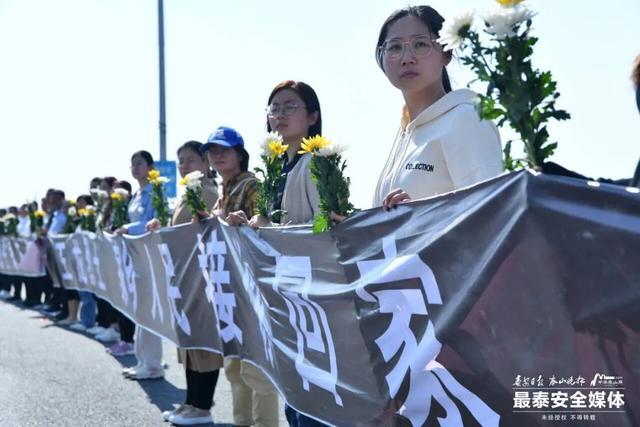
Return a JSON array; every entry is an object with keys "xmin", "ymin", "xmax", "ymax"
[
  {"xmin": 90, "ymin": 188, "xmax": 109, "ymax": 215},
  {"xmin": 299, "ymin": 135, "xmax": 355, "ymax": 233},
  {"xmin": 254, "ymin": 132, "xmax": 289, "ymax": 223},
  {"xmin": 438, "ymin": 0, "xmax": 570, "ymax": 169},
  {"xmin": 110, "ymin": 188, "xmax": 130, "ymax": 230},
  {"xmin": 63, "ymin": 203, "xmax": 79, "ymax": 234},
  {"xmin": 148, "ymin": 169, "xmax": 170, "ymax": 227},
  {"xmin": 178, "ymin": 170, "xmax": 208, "ymax": 218},
  {"xmin": 27, "ymin": 202, "xmax": 44, "ymax": 234},
  {"xmin": 78, "ymin": 205, "xmax": 97, "ymax": 232}
]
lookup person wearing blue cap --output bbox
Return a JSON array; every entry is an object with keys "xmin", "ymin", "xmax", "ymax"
[
  {"xmin": 200, "ymin": 126, "xmax": 258, "ymax": 221},
  {"xmin": 195, "ymin": 126, "xmax": 267, "ymax": 427}
]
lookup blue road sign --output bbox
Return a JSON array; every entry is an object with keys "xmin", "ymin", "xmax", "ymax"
[{"xmin": 154, "ymin": 160, "xmax": 177, "ymax": 198}]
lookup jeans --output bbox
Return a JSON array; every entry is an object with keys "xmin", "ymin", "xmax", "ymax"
[{"xmin": 78, "ymin": 291, "xmax": 96, "ymax": 328}]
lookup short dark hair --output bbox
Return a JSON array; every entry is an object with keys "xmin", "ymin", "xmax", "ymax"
[
  {"xmin": 177, "ymin": 140, "xmax": 203, "ymax": 157},
  {"xmin": 101, "ymin": 176, "xmax": 117, "ymax": 189},
  {"xmin": 90, "ymin": 177, "xmax": 102, "ymax": 189},
  {"xmin": 76, "ymin": 194, "xmax": 94, "ymax": 206},
  {"xmin": 233, "ymin": 146, "xmax": 250, "ymax": 172},
  {"xmin": 375, "ymin": 6, "xmax": 452, "ymax": 92},
  {"xmin": 114, "ymin": 180, "xmax": 133, "ymax": 195},
  {"xmin": 53, "ymin": 189, "xmax": 65, "ymax": 199},
  {"xmin": 178, "ymin": 140, "xmax": 218, "ymax": 180},
  {"xmin": 131, "ymin": 150, "xmax": 154, "ymax": 166},
  {"xmin": 266, "ymin": 80, "xmax": 322, "ymax": 137}
]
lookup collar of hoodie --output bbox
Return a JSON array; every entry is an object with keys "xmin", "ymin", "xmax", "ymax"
[{"xmin": 401, "ymin": 88, "xmax": 479, "ymax": 134}]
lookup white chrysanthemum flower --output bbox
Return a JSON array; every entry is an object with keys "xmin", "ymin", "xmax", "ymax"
[
  {"xmin": 3, "ymin": 213, "xmax": 16, "ymax": 220},
  {"xmin": 91, "ymin": 188, "xmax": 109, "ymax": 200},
  {"xmin": 185, "ymin": 170, "xmax": 204, "ymax": 189},
  {"xmin": 156, "ymin": 177, "xmax": 170, "ymax": 184},
  {"xmin": 68, "ymin": 207, "xmax": 77, "ymax": 217},
  {"xmin": 114, "ymin": 188, "xmax": 130, "ymax": 199},
  {"xmin": 259, "ymin": 132, "xmax": 284, "ymax": 157},
  {"xmin": 484, "ymin": 5, "xmax": 535, "ymax": 40},
  {"xmin": 437, "ymin": 9, "xmax": 474, "ymax": 51},
  {"xmin": 317, "ymin": 142, "xmax": 348, "ymax": 157}
]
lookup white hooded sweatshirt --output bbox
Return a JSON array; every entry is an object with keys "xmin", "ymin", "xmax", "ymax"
[{"xmin": 373, "ymin": 89, "xmax": 503, "ymax": 207}]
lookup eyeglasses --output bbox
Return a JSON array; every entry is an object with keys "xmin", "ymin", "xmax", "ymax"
[
  {"xmin": 266, "ymin": 103, "xmax": 306, "ymax": 117},
  {"xmin": 379, "ymin": 35, "xmax": 437, "ymax": 61}
]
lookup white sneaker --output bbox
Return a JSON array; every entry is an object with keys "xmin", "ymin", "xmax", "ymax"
[
  {"xmin": 86, "ymin": 326, "xmax": 106, "ymax": 335},
  {"xmin": 69, "ymin": 322, "xmax": 87, "ymax": 332},
  {"xmin": 169, "ymin": 406, "xmax": 213, "ymax": 425},
  {"xmin": 95, "ymin": 327, "xmax": 120, "ymax": 342},
  {"xmin": 122, "ymin": 362, "xmax": 144, "ymax": 376},
  {"xmin": 162, "ymin": 403, "xmax": 191, "ymax": 421},
  {"xmin": 128, "ymin": 365, "xmax": 164, "ymax": 380},
  {"xmin": 0, "ymin": 290, "xmax": 9, "ymax": 299}
]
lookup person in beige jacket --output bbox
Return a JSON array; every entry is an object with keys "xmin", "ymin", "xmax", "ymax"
[
  {"xmin": 246, "ymin": 80, "xmax": 322, "ymax": 228},
  {"xmin": 242, "ymin": 80, "xmax": 325, "ymax": 426},
  {"xmin": 147, "ymin": 141, "xmax": 221, "ymax": 426}
]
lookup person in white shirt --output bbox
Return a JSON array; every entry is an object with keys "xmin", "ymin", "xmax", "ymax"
[
  {"xmin": 17, "ymin": 204, "xmax": 31, "ymax": 238},
  {"xmin": 373, "ymin": 5, "xmax": 503, "ymax": 209}
]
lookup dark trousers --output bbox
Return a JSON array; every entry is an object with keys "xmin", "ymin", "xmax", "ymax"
[
  {"xmin": 96, "ymin": 297, "xmax": 117, "ymax": 327},
  {"xmin": 7, "ymin": 275, "xmax": 23, "ymax": 300},
  {"xmin": 43, "ymin": 273, "xmax": 54, "ymax": 302},
  {"xmin": 185, "ymin": 368, "xmax": 220, "ymax": 411},
  {"xmin": 47, "ymin": 286, "xmax": 68, "ymax": 317},
  {"xmin": 118, "ymin": 311, "xmax": 135, "ymax": 343},
  {"xmin": 24, "ymin": 277, "xmax": 42, "ymax": 304},
  {"xmin": 0, "ymin": 273, "xmax": 9, "ymax": 292}
]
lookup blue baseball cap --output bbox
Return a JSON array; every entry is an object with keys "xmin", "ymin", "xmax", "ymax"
[{"xmin": 200, "ymin": 126, "xmax": 244, "ymax": 153}]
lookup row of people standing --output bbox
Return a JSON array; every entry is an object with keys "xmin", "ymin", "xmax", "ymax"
[{"xmin": 2, "ymin": 4, "xmax": 505, "ymax": 425}]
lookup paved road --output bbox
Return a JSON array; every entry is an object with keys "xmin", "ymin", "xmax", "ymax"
[{"xmin": 0, "ymin": 300, "xmax": 287, "ymax": 426}]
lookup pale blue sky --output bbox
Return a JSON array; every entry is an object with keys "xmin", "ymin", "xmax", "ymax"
[{"xmin": 1, "ymin": 0, "xmax": 639, "ymax": 209}]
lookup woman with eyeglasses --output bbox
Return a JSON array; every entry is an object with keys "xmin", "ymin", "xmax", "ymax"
[
  {"xmin": 246, "ymin": 80, "xmax": 321, "ymax": 228},
  {"xmin": 225, "ymin": 80, "xmax": 324, "ymax": 426},
  {"xmin": 374, "ymin": 6, "xmax": 503, "ymax": 210},
  {"xmin": 259, "ymin": 80, "xmax": 324, "ymax": 427}
]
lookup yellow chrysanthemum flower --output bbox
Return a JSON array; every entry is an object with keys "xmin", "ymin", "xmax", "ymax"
[
  {"xmin": 298, "ymin": 135, "xmax": 330, "ymax": 155},
  {"xmin": 148, "ymin": 169, "xmax": 160, "ymax": 180},
  {"xmin": 496, "ymin": 0, "xmax": 524, "ymax": 6},
  {"xmin": 78, "ymin": 208, "xmax": 88, "ymax": 216},
  {"xmin": 111, "ymin": 192, "xmax": 122, "ymax": 201},
  {"xmin": 35, "ymin": 210, "xmax": 46, "ymax": 218},
  {"xmin": 178, "ymin": 176, "xmax": 189, "ymax": 186},
  {"xmin": 268, "ymin": 140, "xmax": 289, "ymax": 159}
]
